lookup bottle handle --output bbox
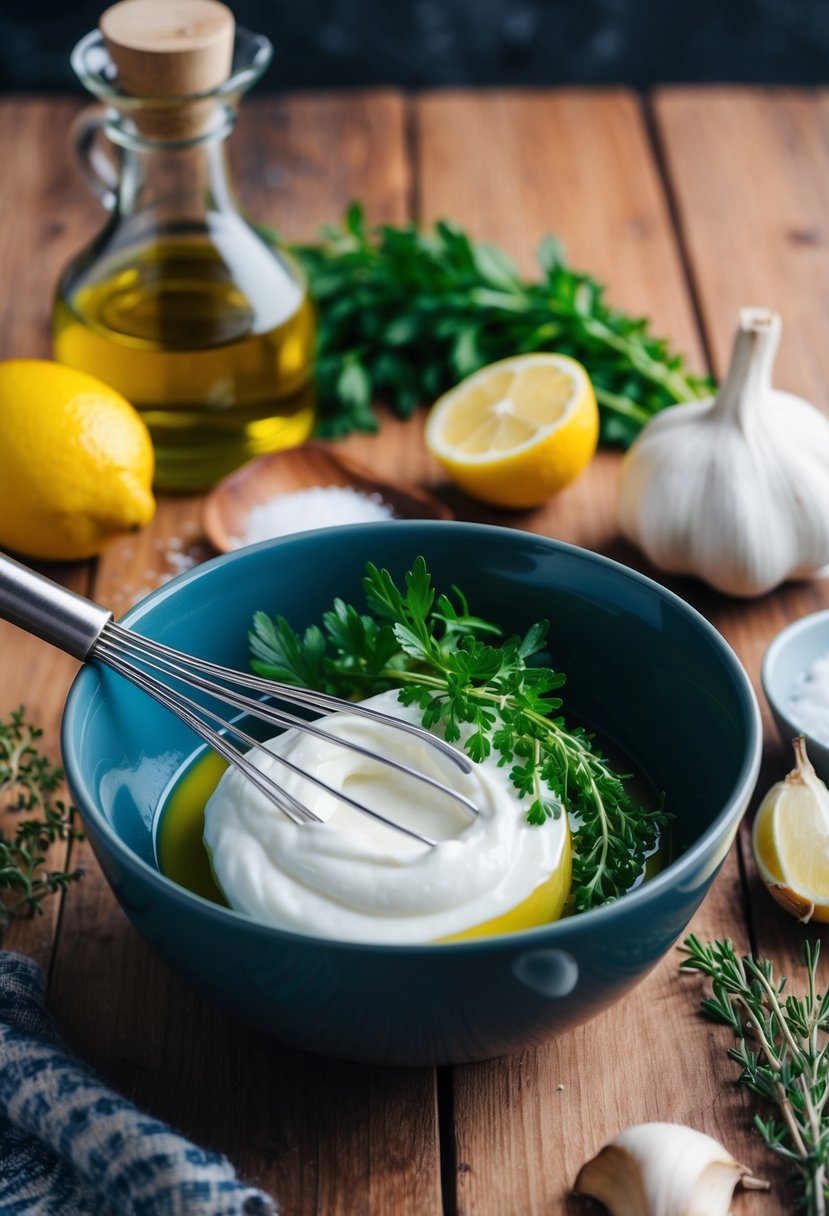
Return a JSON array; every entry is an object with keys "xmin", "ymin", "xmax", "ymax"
[{"xmin": 71, "ymin": 105, "xmax": 118, "ymax": 211}]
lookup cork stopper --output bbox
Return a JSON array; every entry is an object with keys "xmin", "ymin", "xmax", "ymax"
[{"xmin": 100, "ymin": 0, "xmax": 235, "ymax": 139}]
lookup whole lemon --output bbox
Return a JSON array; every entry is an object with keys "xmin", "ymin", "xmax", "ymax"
[{"xmin": 0, "ymin": 360, "xmax": 155, "ymax": 561}]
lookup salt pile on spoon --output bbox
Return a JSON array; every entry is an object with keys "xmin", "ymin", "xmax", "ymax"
[{"xmin": 231, "ymin": 484, "xmax": 395, "ymax": 548}]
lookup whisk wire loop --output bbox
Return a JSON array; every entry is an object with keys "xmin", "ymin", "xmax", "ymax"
[
  {"xmin": 0, "ymin": 553, "xmax": 480, "ymax": 848},
  {"xmin": 93, "ymin": 621, "xmax": 479, "ymax": 844},
  {"xmin": 97, "ymin": 633, "xmax": 442, "ymax": 846},
  {"xmin": 97, "ymin": 646, "xmax": 320, "ymax": 828},
  {"xmin": 105, "ymin": 624, "xmax": 473, "ymax": 773}
]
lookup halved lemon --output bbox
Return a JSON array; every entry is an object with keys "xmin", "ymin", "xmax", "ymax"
[
  {"xmin": 752, "ymin": 737, "xmax": 829, "ymax": 923},
  {"xmin": 425, "ymin": 353, "xmax": 599, "ymax": 508}
]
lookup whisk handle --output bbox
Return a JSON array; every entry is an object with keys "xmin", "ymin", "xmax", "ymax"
[{"xmin": 0, "ymin": 551, "xmax": 112, "ymax": 660}]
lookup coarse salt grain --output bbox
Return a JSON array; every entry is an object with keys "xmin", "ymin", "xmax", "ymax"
[
  {"xmin": 788, "ymin": 649, "xmax": 829, "ymax": 747},
  {"xmin": 231, "ymin": 484, "xmax": 395, "ymax": 549}
]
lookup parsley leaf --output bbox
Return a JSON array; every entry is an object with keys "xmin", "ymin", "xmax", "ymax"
[{"xmin": 281, "ymin": 205, "xmax": 713, "ymax": 444}]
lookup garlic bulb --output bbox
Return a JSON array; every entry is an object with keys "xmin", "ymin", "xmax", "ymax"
[
  {"xmin": 617, "ymin": 309, "xmax": 829, "ymax": 597},
  {"xmin": 573, "ymin": 1122, "xmax": 768, "ymax": 1215}
]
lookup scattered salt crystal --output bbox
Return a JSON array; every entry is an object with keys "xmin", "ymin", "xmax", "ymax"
[
  {"xmin": 166, "ymin": 550, "xmax": 196, "ymax": 573},
  {"xmin": 232, "ymin": 484, "xmax": 395, "ymax": 548},
  {"xmin": 788, "ymin": 650, "xmax": 829, "ymax": 747}
]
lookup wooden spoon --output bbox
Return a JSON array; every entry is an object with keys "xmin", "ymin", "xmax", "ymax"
[{"xmin": 203, "ymin": 443, "xmax": 452, "ymax": 552}]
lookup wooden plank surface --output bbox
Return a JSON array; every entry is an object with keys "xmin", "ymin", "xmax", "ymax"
[{"xmin": 1, "ymin": 86, "xmax": 826, "ymax": 1215}]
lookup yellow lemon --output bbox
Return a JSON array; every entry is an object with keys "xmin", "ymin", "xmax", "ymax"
[
  {"xmin": 0, "ymin": 359, "xmax": 155, "ymax": 561},
  {"xmin": 752, "ymin": 738, "xmax": 829, "ymax": 923},
  {"xmin": 425, "ymin": 353, "xmax": 599, "ymax": 508}
]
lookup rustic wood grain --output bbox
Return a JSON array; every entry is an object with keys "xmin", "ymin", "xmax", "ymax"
[
  {"xmin": 2, "ymin": 87, "xmax": 825, "ymax": 1215},
  {"xmin": 654, "ymin": 88, "xmax": 829, "ymax": 420},
  {"xmin": 238, "ymin": 91, "xmax": 411, "ymax": 237},
  {"xmin": 416, "ymin": 90, "xmax": 698, "ymax": 348},
  {"xmin": 415, "ymin": 89, "xmax": 763, "ymax": 1214}
]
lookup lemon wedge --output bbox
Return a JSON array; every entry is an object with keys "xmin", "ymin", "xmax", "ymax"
[
  {"xmin": 752, "ymin": 737, "xmax": 829, "ymax": 923},
  {"xmin": 0, "ymin": 359, "xmax": 155, "ymax": 561},
  {"xmin": 425, "ymin": 353, "xmax": 599, "ymax": 508}
]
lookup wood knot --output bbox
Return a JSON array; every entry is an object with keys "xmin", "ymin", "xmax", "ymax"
[{"xmin": 787, "ymin": 227, "xmax": 823, "ymax": 247}]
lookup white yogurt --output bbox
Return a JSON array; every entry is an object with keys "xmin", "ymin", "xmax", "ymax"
[{"xmin": 203, "ymin": 690, "xmax": 569, "ymax": 944}]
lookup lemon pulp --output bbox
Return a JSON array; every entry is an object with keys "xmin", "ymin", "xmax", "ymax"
[
  {"xmin": 752, "ymin": 749, "xmax": 829, "ymax": 923},
  {"xmin": 425, "ymin": 353, "xmax": 599, "ymax": 508}
]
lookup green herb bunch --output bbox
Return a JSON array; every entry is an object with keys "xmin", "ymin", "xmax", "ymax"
[
  {"xmin": 250, "ymin": 558, "xmax": 667, "ymax": 911},
  {"xmin": 287, "ymin": 204, "xmax": 712, "ymax": 445},
  {"xmin": 0, "ymin": 707, "xmax": 83, "ymax": 929},
  {"xmin": 681, "ymin": 936, "xmax": 829, "ymax": 1214}
]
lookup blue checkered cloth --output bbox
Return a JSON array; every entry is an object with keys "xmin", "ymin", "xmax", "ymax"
[{"xmin": 0, "ymin": 952, "xmax": 277, "ymax": 1215}]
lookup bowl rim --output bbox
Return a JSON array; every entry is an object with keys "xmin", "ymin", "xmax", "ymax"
[{"xmin": 62, "ymin": 521, "xmax": 763, "ymax": 954}]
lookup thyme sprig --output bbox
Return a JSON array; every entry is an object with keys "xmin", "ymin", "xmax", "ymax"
[
  {"xmin": 680, "ymin": 935, "xmax": 829, "ymax": 1214},
  {"xmin": 250, "ymin": 558, "xmax": 667, "ymax": 911},
  {"xmin": 286, "ymin": 203, "xmax": 712, "ymax": 444},
  {"xmin": 0, "ymin": 707, "xmax": 83, "ymax": 929}
]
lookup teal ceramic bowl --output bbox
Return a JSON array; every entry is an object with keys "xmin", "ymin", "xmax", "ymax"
[
  {"xmin": 61, "ymin": 523, "xmax": 761, "ymax": 1065},
  {"xmin": 762, "ymin": 609, "xmax": 829, "ymax": 782}
]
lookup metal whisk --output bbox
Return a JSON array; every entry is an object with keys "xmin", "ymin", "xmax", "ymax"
[{"xmin": 0, "ymin": 552, "xmax": 479, "ymax": 847}]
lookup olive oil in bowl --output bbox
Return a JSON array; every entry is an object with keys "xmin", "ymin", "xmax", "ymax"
[{"xmin": 155, "ymin": 734, "xmax": 666, "ymax": 933}]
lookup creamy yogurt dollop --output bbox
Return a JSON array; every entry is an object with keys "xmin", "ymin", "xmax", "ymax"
[{"xmin": 204, "ymin": 690, "xmax": 568, "ymax": 944}]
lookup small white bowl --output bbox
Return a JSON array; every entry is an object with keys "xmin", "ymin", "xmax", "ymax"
[{"xmin": 762, "ymin": 609, "xmax": 829, "ymax": 782}]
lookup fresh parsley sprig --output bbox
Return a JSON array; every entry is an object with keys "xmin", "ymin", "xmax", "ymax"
[
  {"xmin": 250, "ymin": 558, "xmax": 667, "ymax": 911},
  {"xmin": 285, "ymin": 204, "xmax": 712, "ymax": 444},
  {"xmin": 681, "ymin": 936, "xmax": 829, "ymax": 1214},
  {"xmin": 0, "ymin": 707, "xmax": 83, "ymax": 929}
]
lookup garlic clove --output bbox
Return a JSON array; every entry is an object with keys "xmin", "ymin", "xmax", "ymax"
[
  {"xmin": 752, "ymin": 736, "xmax": 829, "ymax": 923},
  {"xmin": 573, "ymin": 1122, "xmax": 767, "ymax": 1215}
]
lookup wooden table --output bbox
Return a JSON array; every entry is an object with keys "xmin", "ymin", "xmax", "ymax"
[{"xmin": 2, "ymin": 87, "xmax": 828, "ymax": 1214}]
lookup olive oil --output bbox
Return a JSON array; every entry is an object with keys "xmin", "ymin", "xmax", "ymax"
[
  {"xmin": 54, "ymin": 240, "xmax": 315, "ymax": 490},
  {"xmin": 59, "ymin": 7, "xmax": 313, "ymax": 489},
  {"xmin": 156, "ymin": 748, "xmax": 228, "ymax": 906},
  {"xmin": 156, "ymin": 740, "xmax": 666, "ymax": 917}
]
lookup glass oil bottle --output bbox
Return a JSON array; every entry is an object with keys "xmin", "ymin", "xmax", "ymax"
[{"xmin": 53, "ymin": 0, "xmax": 315, "ymax": 490}]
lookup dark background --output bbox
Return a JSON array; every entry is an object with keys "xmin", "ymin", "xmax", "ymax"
[{"xmin": 2, "ymin": 0, "xmax": 827, "ymax": 91}]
